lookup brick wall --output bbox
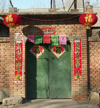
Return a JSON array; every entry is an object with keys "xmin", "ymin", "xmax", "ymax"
[
  {"xmin": 89, "ymin": 41, "xmax": 100, "ymax": 90},
  {"xmin": 70, "ymin": 25, "xmax": 88, "ymax": 100},
  {"xmin": 1, "ymin": 15, "xmax": 88, "ymax": 100},
  {"xmin": 88, "ymin": 27, "xmax": 100, "ymax": 90},
  {"xmin": 0, "ymin": 38, "xmax": 10, "ymax": 90}
]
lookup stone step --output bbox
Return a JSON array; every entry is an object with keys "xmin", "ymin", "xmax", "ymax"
[{"xmin": 2, "ymin": 97, "xmax": 23, "ymax": 107}]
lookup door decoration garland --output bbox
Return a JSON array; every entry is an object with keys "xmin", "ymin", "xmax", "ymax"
[
  {"xmin": 59, "ymin": 35, "xmax": 67, "ymax": 45},
  {"xmin": 51, "ymin": 35, "xmax": 59, "ymax": 46},
  {"xmin": 28, "ymin": 35, "xmax": 35, "ymax": 44},
  {"xmin": 15, "ymin": 40, "xmax": 23, "ymax": 82},
  {"xmin": 51, "ymin": 45, "xmax": 66, "ymax": 58},
  {"xmin": 43, "ymin": 35, "xmax": 51, "ymax": 44},
  {"xmin": 74, "ymin": 39, "xmax": 82, "ymax": 81},
  {"xmin": 35, "ymin": 35, "xmax": 43, "ymax": 44},
  {"xmin": 30, "ymin": 45, "xmax": 45, "ymax": 58},
  {"xmin": 27, "ymin": 35, "xmax": 68, "ymax": 46}
]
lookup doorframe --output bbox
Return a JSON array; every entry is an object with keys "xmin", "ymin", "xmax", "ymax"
[{"xmin": 25, "ymin": 36, "xmax": 84, "ymax": 99}]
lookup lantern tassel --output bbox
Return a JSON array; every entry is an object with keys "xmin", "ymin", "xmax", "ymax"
[{"xmin": 86, "ymin": 26, "xmax": 90, "ymax": 29}]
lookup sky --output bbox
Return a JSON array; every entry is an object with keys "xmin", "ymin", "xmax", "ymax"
[{"xmin": 1, "ymin": 0, "xmax": 100, "ymax": 9}]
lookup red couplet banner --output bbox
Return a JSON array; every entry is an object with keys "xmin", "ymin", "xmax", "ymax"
[
  {"xmin": 74, "ymin": 39, "xmax": 82, "ymax": 81},
  {"xmin": 15, "ymin": 40, "xmax": 23, "ymax": 82}
]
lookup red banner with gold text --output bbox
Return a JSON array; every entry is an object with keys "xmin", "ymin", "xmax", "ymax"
[
  {"xmin": 74, "ymin": 39, "xmax": 82, "ymax": 81},
  {"xmin": 15, "ymin": 40, "xmax": 23, "ymax": 82}
]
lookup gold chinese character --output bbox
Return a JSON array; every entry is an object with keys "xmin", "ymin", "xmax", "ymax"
[
  {"xmin": 85, "ymin": 14, "xmax": 93, "ymax": 22},
  {"xmin": 76, "ymin": 74, "xmax": 81, "ymax": 80},
  {"xmin": 6, "ymin": 14, "xmax": 13, "ymax": 23}
]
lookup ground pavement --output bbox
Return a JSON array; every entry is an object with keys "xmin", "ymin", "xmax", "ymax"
[{"xmin": 13, "ymin": 99, "xmax": 99, "ymax": 108}]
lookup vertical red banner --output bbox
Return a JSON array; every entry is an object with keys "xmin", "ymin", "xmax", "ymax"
[
  {"xmin": 74, "ymin": 39, "xmax": 82, "ymax": 81},
  {"xmin": 15, "ymin": 40, "xmax": 23, "ymax": 82}
]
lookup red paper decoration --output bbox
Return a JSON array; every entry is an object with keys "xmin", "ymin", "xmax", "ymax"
[
  {"xmin": 51, "ymin": 45, "xmax": 66, "ymax": 58},
  {"xmin": 30, "ymin": 45, "xmax": 45, "ymax": 58},
  {"xmin": 15, "ymin": 40, "xmax": 23, "ymax": 82},
  {"xmin": 79, "ymin": 12, "xmax": 98, "ymax": 29},
  {"xmin": 3, "ymin": 13, "xmax": 22, "ymax": 28},
  {"xmin": 74, "ymin": 39, "xmax": 82, "ymax": 81}
]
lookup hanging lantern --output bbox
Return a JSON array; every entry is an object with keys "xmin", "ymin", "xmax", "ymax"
[
  {"xmin": 3, "ymin": 13, "xmax": 22, "ymax": 28},
  {"xmin": 79, "ymin": 12, "xmax": 98, "ymax": 29}
]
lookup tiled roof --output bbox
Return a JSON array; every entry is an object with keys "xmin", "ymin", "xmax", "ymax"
[{"xmin": 0, "ymin": 8, "xmax": 83, "ymax": 15}]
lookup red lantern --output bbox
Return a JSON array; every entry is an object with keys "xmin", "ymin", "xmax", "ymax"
[
  {"xmin": 79, "ymin": 12, "xmax": 98, "ymax": 29},
  {"xmin": 3, "ymin": 13, "xmax": 22, "ymax": 28}
]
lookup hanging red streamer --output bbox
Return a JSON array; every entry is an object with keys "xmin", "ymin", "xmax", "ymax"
[
  {"xmin": 15, "ymin": 40, "xmax": 23, "ymax": 82},
  {"xmin": 74, "ymin": 39, "xmax": 82, "ymax": 81}
]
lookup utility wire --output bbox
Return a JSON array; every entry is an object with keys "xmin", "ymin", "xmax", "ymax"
[
  {"xmin": 62, "ymin": 0, "xmax": 65, "ymax": 10},
  {"xmin": 9, "ymin": 0, "xmax": 13, "ymax": 7}
]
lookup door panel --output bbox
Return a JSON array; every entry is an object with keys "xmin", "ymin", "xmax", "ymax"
[
  {"xmin": 37, "ymin": 45, "xmax": 49, "ymax": 98},
  {"xmin": 48, "ymin": 43, "xmax": 71, "ymax": 98},
  {"xmin": 26, "ymin": 42, "xmax": 49, "ymax": 99},
  {"xmin": 26, "ymin": 42, "xmax": 37, "ymax": 99}
]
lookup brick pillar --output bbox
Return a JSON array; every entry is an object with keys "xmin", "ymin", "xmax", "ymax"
[{"xmin": 9, "ymin": 27, "xmax": 26, "ymax": 98}]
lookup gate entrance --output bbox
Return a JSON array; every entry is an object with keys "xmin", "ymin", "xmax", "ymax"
[{"xmin": 26, "ymin": 42, "xmax": 71, "ymax": 99}]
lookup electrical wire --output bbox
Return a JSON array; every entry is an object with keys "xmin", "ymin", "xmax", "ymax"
[{"xmin": 9, "ymin": 0, "xmax": 13, "ymax": 7}]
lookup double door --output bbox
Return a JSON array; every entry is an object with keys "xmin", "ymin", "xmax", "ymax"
[{"xmin": 26, "ymin": 41, "xmax": 71, "ymax": 99}]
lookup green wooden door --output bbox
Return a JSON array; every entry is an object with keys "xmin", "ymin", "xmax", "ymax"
[
  {"xmin": 26, "ymin": 42, "xmax": 49, "ymax": 99},
  {"xmin": 26, "ymin": 42, "xmax": 36, "ymax": 99},
  {"xmin": 36, "ymin": 45, "xmax": 49, "ymax": 98},
  {"xmin": 48, "ymin": 42, "xmax": 71, "ymax": 98},
  {"xmin": 26, "ymin": 42, "xmax": 71, "ymax": 99}
]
